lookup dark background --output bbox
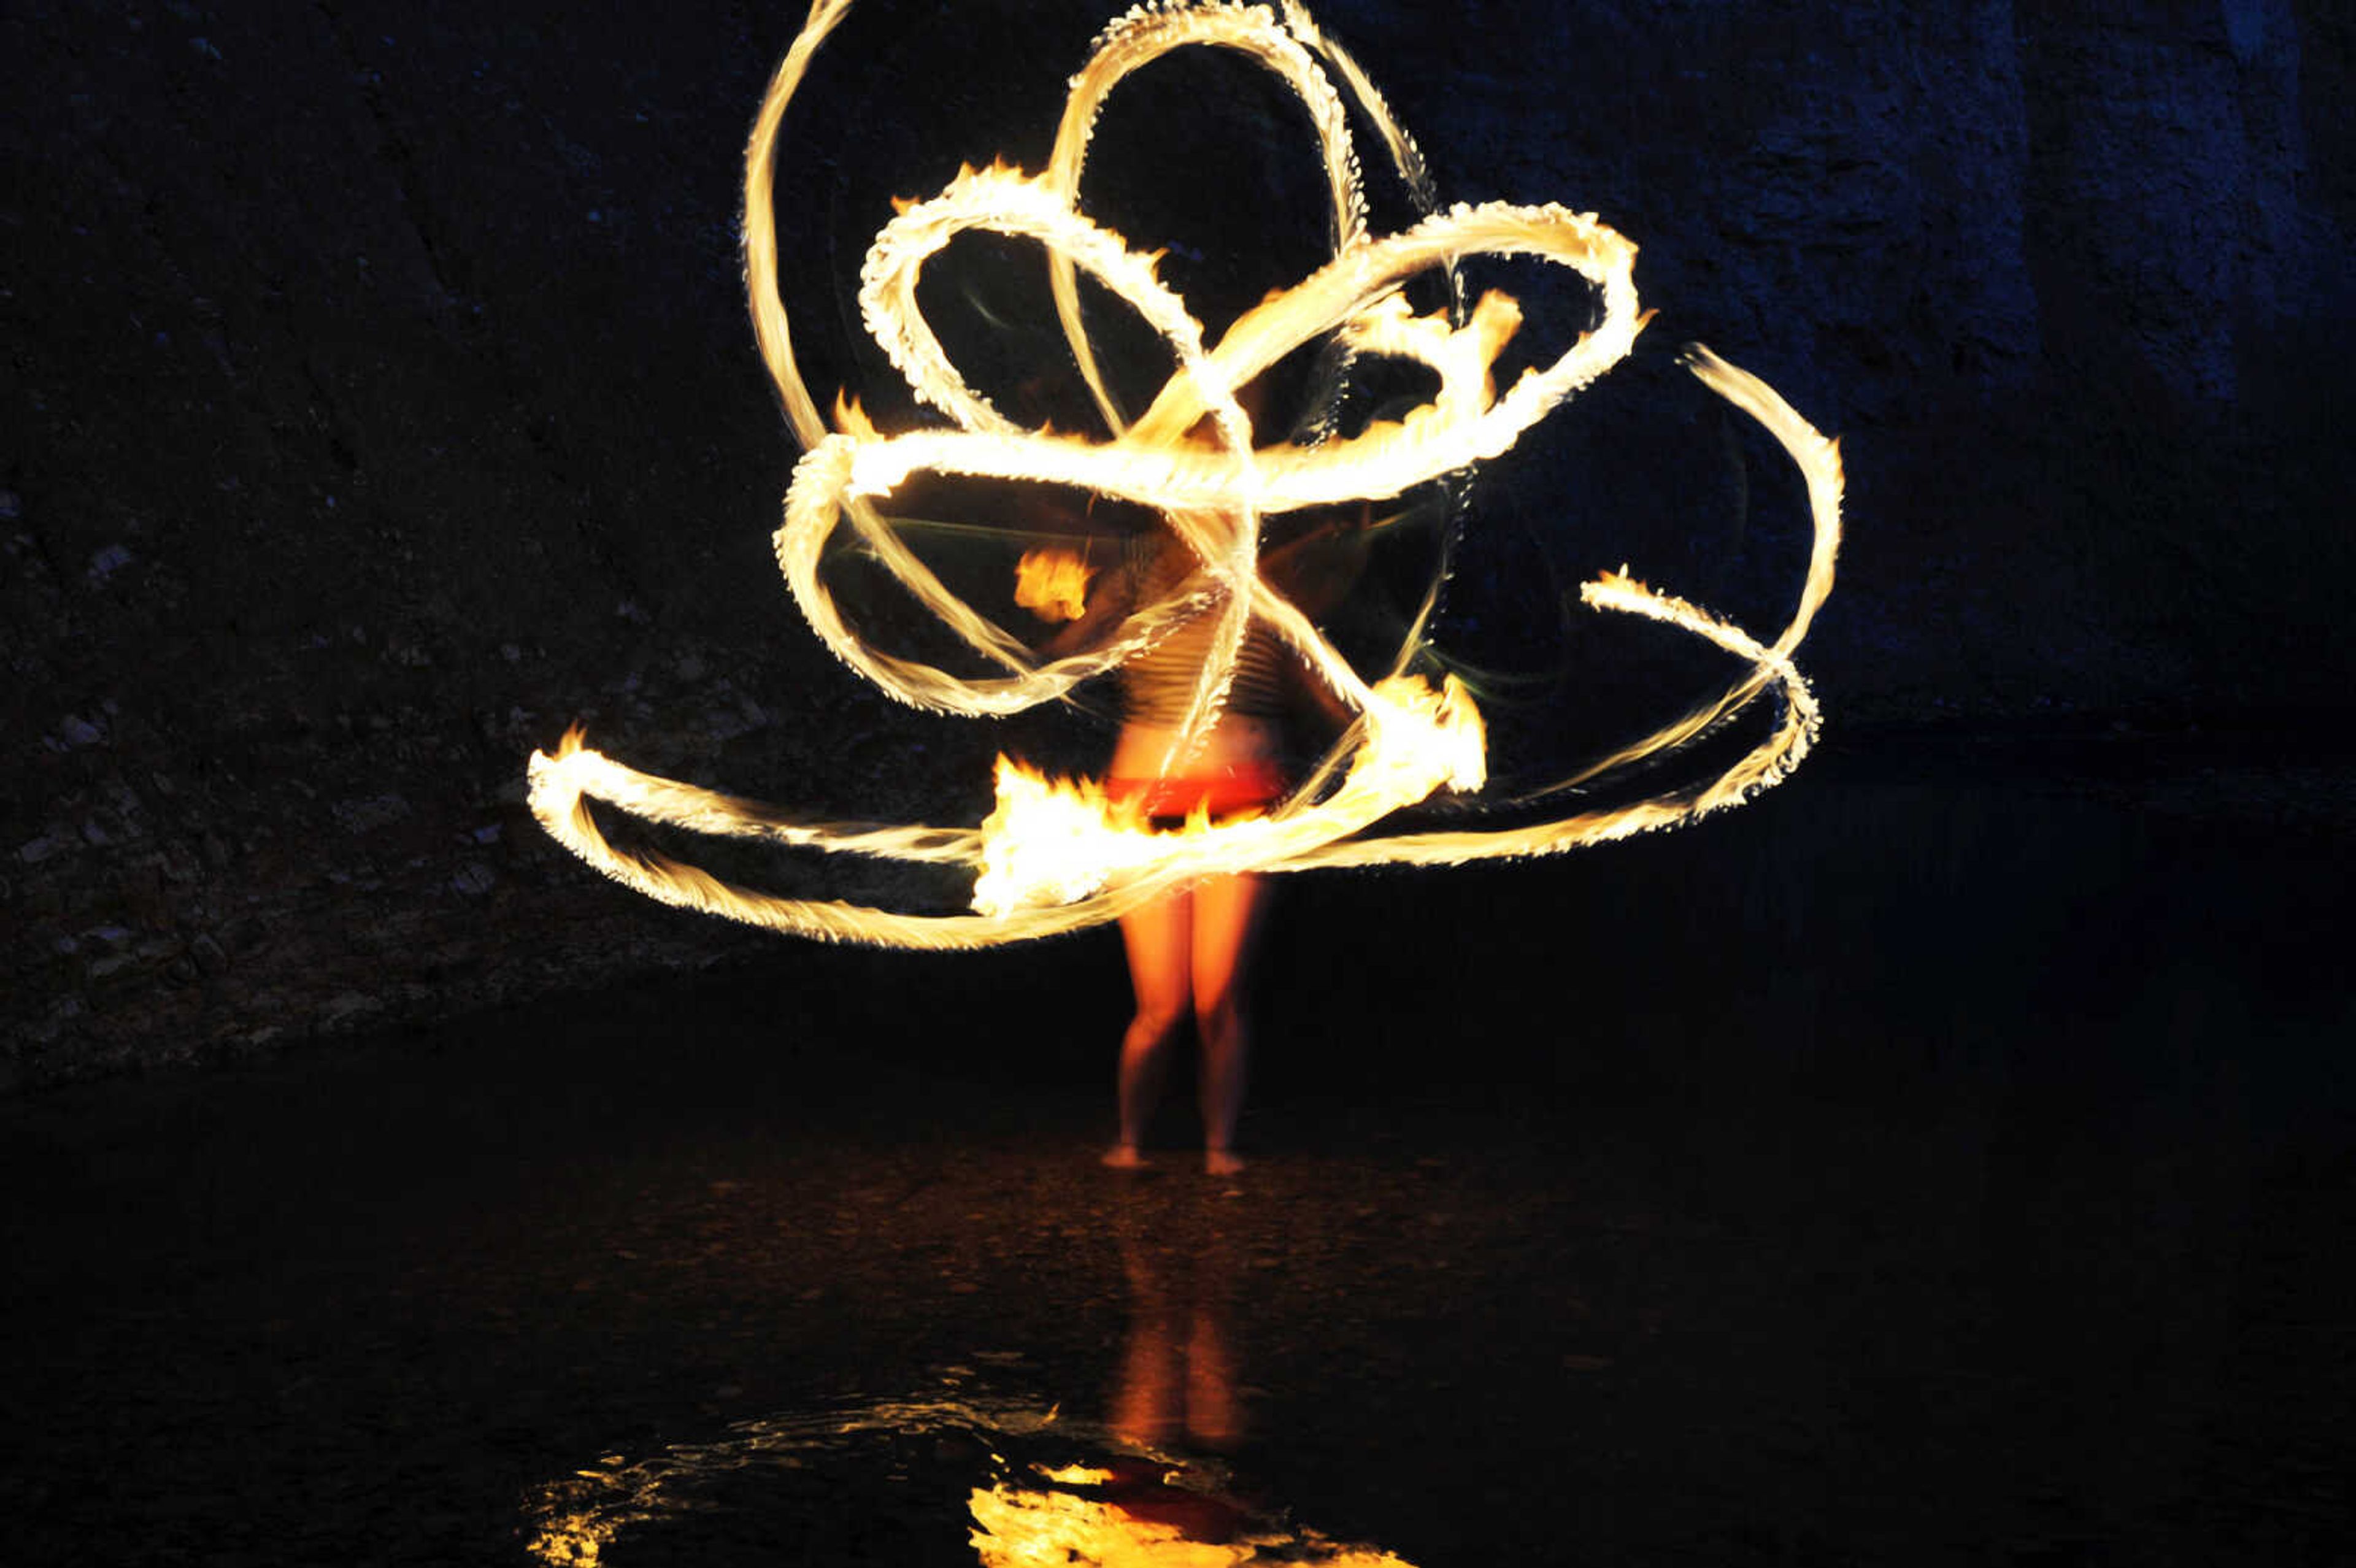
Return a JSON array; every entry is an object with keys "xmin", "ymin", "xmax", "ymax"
[
  {"xmin": 6, "ymin": 0, "xmax": 2352, "ymax": 1083},
  {"xmin": 5, "ymin": 6, "xmax": 2353, "ymax": 1562}
]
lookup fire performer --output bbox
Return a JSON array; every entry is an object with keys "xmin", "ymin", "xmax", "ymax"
[
  {"xmin": 1098, "ymin": 547, "xmax": 1291, "ymax": 1177},
  {"xmin": 1053, "ymin": 437, "xmax": 1369, "ymax": 1175}
]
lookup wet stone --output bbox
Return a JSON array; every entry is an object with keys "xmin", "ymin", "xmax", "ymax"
[
  {"xmin": 331, "ymin": 794, "xmax": 412, "ymax": 834},
  {"xmin": 83, "ymin": 952, "xmax": 143, "ymax": 988},
  {"xmin": 314, "ymin": 991, "xmax": 383, "ymax": 1031},
  {"xmin": 17, "ymin": 832, "xmax": 69, "ymax": 866}
]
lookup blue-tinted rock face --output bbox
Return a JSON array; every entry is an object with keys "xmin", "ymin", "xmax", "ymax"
[{"xmin": 4, "ymin": 1, "xmax": 2349, "ymax": 1079}]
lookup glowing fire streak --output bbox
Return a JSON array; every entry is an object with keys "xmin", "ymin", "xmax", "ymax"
[{"xmin": 527, "ymin": 0, "xmax": 1844, "ymax": 948}]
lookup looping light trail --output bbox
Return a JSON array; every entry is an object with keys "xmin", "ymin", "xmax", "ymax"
[{"xmin": 528, "ymin": 0, "xmax": 1846, "ymax": 948}]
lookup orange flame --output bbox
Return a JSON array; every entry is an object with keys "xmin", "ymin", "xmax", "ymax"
[{"xmin": 1014, "ymin": 547, "xmax": 1097, "ymax": 623}]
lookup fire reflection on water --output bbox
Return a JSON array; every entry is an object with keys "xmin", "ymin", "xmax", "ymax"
[
  {"xmin": 483, "ymin": 1420, "xmax": 1420, "ymax": 1567},
  {"xmin": 969, "ymin": 1461, "xmax": 1414, "ymax": 1567},
  {"xmin": 526, "ymin": 1204, "xmax": 1415, "ymax": 1564},
  {"xmin": 526, "ymin": 1334, "xmax": 1407, "ymax": 1564}
]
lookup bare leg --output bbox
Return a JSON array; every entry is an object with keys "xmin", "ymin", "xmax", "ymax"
[
  {"xmin": 1190, "ymin": 874, "xmax": 1271, "ymax": 1174},
  {"xmin": 1107, "ymin": 888, "xmax": 1193, "ymax": 1166}
]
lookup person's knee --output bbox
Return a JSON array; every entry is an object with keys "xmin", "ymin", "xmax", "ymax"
[
  {"xmin": 1194, "ymin": 990, "xmax": 1241, "ymax": 1042},
  {"xmin": 1128, "ymin": 997, "xmax": 1187, "ymax": 1044}
]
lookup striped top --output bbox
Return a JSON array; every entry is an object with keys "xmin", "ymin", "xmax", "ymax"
[
  {"xmin": 1115, "ymin": 529, "xmax": 1292, "ymax": 727},
  {"xmin": 1121, "ymin": 612, "xmax": 1290, "ymax": 727}
]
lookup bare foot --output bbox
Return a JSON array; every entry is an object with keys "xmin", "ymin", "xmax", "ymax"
[
  {"xmin": 1102, "ymin": 1143, "xmax": 1149, "ymax": 1169},
  {"xmin": 1204, "ymin": 1148, "xmax": 1245, "ymax": 1177}
]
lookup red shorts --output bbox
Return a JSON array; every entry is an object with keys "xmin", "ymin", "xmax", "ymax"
[{"xmin": 1106, "ymin": 759, "xmax": 1289, "ymax": 826}]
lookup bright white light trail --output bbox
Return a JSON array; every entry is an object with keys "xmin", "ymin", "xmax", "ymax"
[{"xmin": 528, "ymin": 0, "xmax": 1845, "ymax": 947}]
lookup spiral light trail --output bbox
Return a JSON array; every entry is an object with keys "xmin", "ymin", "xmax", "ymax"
[{"xmin": 528, "ymin": 0, "xmax": 1845, "ymax": 948}]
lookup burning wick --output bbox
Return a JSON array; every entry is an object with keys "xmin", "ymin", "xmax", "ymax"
[{"xmin": 526, "ymin": 0, "xmax": 1844, "ymax": 950}]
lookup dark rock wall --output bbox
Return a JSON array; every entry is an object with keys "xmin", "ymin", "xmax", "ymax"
[{"xmin": 4, "ymin": 0, "xmax": 2348, "ymax": 1083}]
